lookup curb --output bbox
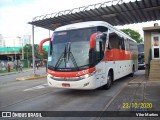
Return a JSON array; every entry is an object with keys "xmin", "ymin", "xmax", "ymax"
[
  {"xmin": 148, "ymin": 80, "xmax": 160, "ymax": 83},
  {"xmin": 16, "ymin": 75, "xmax": 47, "ymax": 80},
  {"xmin": 128, "ymin": 75, "xmax": 160, "ymax": 85},
  {"xmin": 0, "ymin": 72, "xmax": 17, "ymax": 76},
  {"xmin": 128, "ymin": 74, "xmax": 150, "ymax": 84},
  {"xmin": 129, "ymin": 81, "xmax": 147, "ymax": 84}
]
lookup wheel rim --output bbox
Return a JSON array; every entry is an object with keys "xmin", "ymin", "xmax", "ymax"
[{"xmin": 107, "ymin": 75, "xmax": 111, "ymax": 86}]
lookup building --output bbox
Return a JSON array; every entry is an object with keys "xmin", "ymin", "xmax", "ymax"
[
  {"xmin": 13, "ymin": 35, "xmax": 31, "ymax": 47},
  {"xmin": 0, "ymin": 34, "xmax": 5, "ymax": 47},
  {"xmin": 143, "ymin": 23, "xmax": 160, "ymax": 80},
  {"xmin": 23, "ymin": 35, "xmax": 31, "ymax": 45},
  {"xmin": 0, "ymin": 45, "xmax": 49, "ymax": 61}
]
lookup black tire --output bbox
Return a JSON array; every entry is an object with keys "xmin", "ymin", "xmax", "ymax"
[
  {"xmin": 130, "ymin": 66, "xmax": 134, "ymax": 77},
  {"xmin": 103, "ymin": 72, "xmax": 112, "ymax": 90}
]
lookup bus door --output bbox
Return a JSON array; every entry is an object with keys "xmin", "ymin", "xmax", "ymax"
[{"xmin": 95, "ymin": 33, "xmax": 107, "ymax": 86}]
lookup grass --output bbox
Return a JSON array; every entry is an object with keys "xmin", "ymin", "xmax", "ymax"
[
  {"xmin": 0, "ymin": 69, "xmax": 16, "ymax": 73},
  {"xmin": 0, "ymin": 68, "xmax": 31, "ymax": 74}
]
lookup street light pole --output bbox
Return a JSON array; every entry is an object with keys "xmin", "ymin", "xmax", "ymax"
[
  {"xmin": 22, "ymin": 39, "xmax": 24, "ymax": 60},
  {"xmin": 32, "ymin": 25, "xmax": 36, "ymax": 75},
  {"xmin": 27, "ymin": 48, "xmax": 29, "ymax": 68},
  {"xmin": 17, "ymin": 36, "xmax": 24, "ymax": 60},
  {"xmin": 14, "ymin": 39, "xmax": 16, "ymax": 61}
]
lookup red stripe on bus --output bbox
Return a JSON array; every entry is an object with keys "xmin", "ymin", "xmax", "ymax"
[
  {"xmin": 104, "ymin": 48, "xmax": 137, "ymax": 61},
  {"xmin": 48, "ymin": 67, "xmax": 95, "ymax": 77}
]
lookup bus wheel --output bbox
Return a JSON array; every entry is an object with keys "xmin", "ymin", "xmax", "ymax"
[
  {"xmin": 130, "ymin": 66, "xmax": 134, "ymax": 77},
  {"xmin": 103, "ymin": 72, "xmax": 112, "ymax": 90}
]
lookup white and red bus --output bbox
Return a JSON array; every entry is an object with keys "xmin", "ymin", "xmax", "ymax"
[{"xmin": 39, "ymin": 21, "xmax": 138, "ymax": 90}]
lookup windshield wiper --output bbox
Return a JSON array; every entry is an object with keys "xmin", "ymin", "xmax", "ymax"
[
  {"xmin": 54, "ymin": 43, "xmax": 80, "ymax": 71},
  {"xmin": 66, "ymin": 43, "xmax": 79, "ymax": 71},
  {"xmin": 69, "ymin": 51, "xmax": 79, "ymax": 70},
  {"xmin": 54, "ymin": 45, "xmax": 67, "ymax": 70}
]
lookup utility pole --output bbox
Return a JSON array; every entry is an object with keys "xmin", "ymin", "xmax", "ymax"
[
  {"xmin": 13, "ymin": 39, "xmax": 16, "ymax": 61},
  {"xmin": 32, "ymin": 25, "xmax": 36, "ymax": 75},
  {"xmin": 22, "ymin": 38, "xmax": 24, "ymax": 60},
  {"xmin": 27, "ymin": 47, "xmax": 29, "ymax": 68},
  {"xmin": 17, "ymin": 36, "xmax": 24, "ymax": 60}
]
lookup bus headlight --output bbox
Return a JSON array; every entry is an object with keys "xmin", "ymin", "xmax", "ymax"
[
  {"xmin": 84, "ymin": 74, "xmax": 89, "ymax": 78},
  {"xmin": 80, "ymin": 71, "xmax": 96, "ymax": 79}
]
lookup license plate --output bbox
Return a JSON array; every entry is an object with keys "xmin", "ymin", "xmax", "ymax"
[{"xmin": 62, "ymin": 83, "xmax": 70, "ymax": 87}]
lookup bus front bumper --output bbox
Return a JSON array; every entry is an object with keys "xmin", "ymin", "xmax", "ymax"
[{"xmin": 47, "ymin": 74, "xmax": 98, "ymax": 90}]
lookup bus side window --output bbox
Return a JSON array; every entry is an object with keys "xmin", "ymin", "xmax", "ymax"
[
  {"xmin": 108, "ymin": 41, "xmax": 112, "ymax": 50},
  {"xmin": 118, "ymin": 36, "xmax": 125, "ymax": 50},
  {"xmin": 126, "ymin": 39, "xmax": 130, "ymax": 51},
  {"xmin": 97, "ymin": 26, "xmax": 108, "ymax": 33},
  {"xmin": 109, "ymin": 31, "xmax": 119, "ymax": 49}
]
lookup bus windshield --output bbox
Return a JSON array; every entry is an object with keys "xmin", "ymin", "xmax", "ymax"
[{"xmin": 48, "ymin": 27, "xmax": 96, "ymax": 71}]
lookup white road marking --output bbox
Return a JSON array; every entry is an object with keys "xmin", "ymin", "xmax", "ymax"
[{"xmin": 23, "ymin": 84, "xmax": 48, "ymax": 91}]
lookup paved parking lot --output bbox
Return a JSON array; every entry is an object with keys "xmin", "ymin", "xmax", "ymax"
[{"xmin": 0, "ymin": 69, "xmax": 159, "ymax": 120}]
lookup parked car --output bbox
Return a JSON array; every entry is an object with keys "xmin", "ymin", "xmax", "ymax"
[{"xmin": 138, "ymin": 52, "xmax": 145, "ymax": 69}]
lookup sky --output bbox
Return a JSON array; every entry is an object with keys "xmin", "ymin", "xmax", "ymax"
[{"xmin": 0, "ymin": 0, "xmax": 160, "ymax": 47}]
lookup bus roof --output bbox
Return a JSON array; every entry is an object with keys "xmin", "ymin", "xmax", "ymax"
[
  {"xmin": 55, "ymin": 21, "xmax": 110, "ymax": 31},
  {"xmin": 54, "ymin": 21, "xmax": 136, "ymax": 43}
]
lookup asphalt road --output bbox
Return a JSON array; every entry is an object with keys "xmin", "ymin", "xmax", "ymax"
[{"xmin": 0, "ymin": 68, "xmax": 143, "ymax": 120}]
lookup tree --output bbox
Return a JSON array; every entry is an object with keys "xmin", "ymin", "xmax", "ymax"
[
  {"xmin": 19, "ymin": 44, "xmax": 48, "ymax": 62},
  {"xmin": 121, "ymin": 29, "xmax": 143, "ymax": 43}
]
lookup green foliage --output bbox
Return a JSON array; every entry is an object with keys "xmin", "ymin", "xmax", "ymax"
[
  {"xmin": 121, "ymin": 29, "xmax": 143, "ymax": 43},
  {"xmin": 19, "ymin": 44, "xmax": 48, "ymax": 62}
]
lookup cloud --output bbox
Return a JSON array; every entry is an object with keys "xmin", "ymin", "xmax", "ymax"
[
  {"xmin": 0, "ymin": 0, "xmax": 12, "ymax": 3},
  {"xmin": 0, "ymin": 0, "xmax": 109, "ymax": 46},
  {"xmin": 0, "ymin": 0, "xmax": 160, "ymax": 46}
]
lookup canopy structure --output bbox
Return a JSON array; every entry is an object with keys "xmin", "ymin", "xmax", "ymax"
[
  {"xmin": 28, "ymin": 0, "xmax": 160, "ymax": 30},
  {"xmin": 28, "ymin": 0, "xmax": 160, "ymax": 75}
]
